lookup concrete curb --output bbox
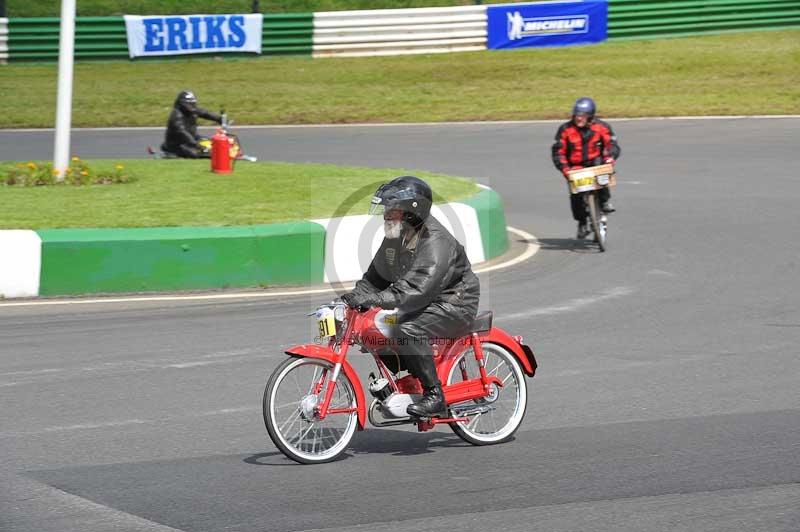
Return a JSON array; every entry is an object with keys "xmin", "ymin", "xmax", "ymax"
[{"xmin": 0, "ymin": 186, "xmax": 508, "ymax": 298}]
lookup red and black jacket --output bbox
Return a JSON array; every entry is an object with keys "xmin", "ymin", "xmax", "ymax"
[{"xmin": 551, "ymin": 119, "xmax": 621, "ymax": 174}]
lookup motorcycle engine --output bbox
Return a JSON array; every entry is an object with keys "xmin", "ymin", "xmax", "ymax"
[
  {"xmin": 380, "ymin": 393, "xmax": 422, "ymax": 418},
  {"xmin": 368, "ymin": 377, "xmax": 393, "ymax": 402}
]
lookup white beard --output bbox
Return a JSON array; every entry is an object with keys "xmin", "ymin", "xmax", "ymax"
[{"xmin": 383, "ymin": 219, "xmax": 404, "ymax": 239}]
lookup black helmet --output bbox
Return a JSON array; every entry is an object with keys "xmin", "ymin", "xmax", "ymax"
[
  {"xmin": 572, "ymin": 97, "xmax": 596, "ymax": 118},
  {"xmin": 369, "ymin": 175, "xmax": 433, "ymax": 227},
  {"xmin": 176, "ymin": 90, "xmax": 198, "ymax": 113}
]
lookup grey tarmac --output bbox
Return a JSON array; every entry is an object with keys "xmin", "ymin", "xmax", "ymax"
[{"xmin": 1, "ymin": 118, "xmax": 798, "ymax": 532}]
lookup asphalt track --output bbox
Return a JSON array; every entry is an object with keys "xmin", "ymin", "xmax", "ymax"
[{"xmin": 1, "ymin": 118, "xmax": 799, "ymax": 532}]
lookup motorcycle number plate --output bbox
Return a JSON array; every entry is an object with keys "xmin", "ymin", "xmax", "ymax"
[
  {"xmin": 318, "ymin": 314, "xmax": 336, "ymax": 338},
  {"xmin": 569, "ymin": 175, "xmax": 597, "ymax": 194}
]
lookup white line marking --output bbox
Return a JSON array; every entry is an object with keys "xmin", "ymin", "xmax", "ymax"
[
  {"xmin": 0, "ymin": 352, "xmax": 270, "ymax": 388},
  {"xmin": 474, "ymin": 226, "xmax": 539, "ymax": 274},
  {"xmin": 3, "ymin": 473, "xmax": 187, "ymax": 532},
  {"xmin": 0, "ymin": 286, "xmax": 349, "ymax": 308},
  {"xmin": 2, "ymin": 406, "xmax": 259, "ymax": 438},
  {"xmin": 0, "ymin": 226, "xmax": 538, "ymax": 308},
  {"xmin": 648, "ymin": 269, "xmax": 677, "ymax": 277},
  {"xmin": 199, "ymin": 406, "xmax": 259, "ymax": 416},
  {"xmin": 40, "ymin": 419, "xmax": 150, "ymax": 433},
  {"xmin": 1, "ymin": 115, "xmax": 797, "ymax": 133},
  {"xmin": 164, "ymin": 361, "xmax": 220, "ymax": 369},
  {"xmin": 502, "ymin": 286, "xmax": 634, "ymax": 321},
  {"xmin": 0, "ymin": 367, "xmax": 64, "ymax": 377}
]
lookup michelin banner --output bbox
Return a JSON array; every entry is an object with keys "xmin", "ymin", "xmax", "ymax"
[
  {"xmin": 488, "ymin": 1, "xmax": 608, "ymax": 50},
  {"xmin": 124, "ymin": 14, "xmax": 263, "ymax": 58}
]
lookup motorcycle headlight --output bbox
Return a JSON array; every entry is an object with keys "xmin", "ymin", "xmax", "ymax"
[{"xmin": 333, "ymin": 304, "xmax": 346, "ymax": 322}]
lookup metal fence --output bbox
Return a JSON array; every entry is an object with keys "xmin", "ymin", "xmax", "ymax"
[
  {"xmin": 0, "ymin": 17, "xmax": 8, "ymax": 62},
  {"xmin": 4, "ymin": 13, "xmax": 314, "ymax": 61},
  {"xmin": 608, "ymin": 0, "xmax": 800, "ymax": 39},
  {"xmin": 2, "ymin": 1, "xmax": 799, "ymax": 62},
  {"xmin": 312, "ymin": 5, "xmax": 486, "ymax": 58},
  {"xmin": 8, "ymin": 17, "xmax": 126, "ymax": 61},
  {"xmin": 263, "ymin": 13, "xmax": 313, "ymax": 55}
]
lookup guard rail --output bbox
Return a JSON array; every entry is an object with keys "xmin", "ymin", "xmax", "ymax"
[
  {"xmin": 608, "ymin": 0, "xmax": 800, "ymax": 39},
  {"xmin": 0, "ymin": 18, "xmax": 8, "ymax": 63},
  {"xmin": 1, "ymin": 2, "xmax": 798, "ymax": 62},
  {"xmin": 312, "ymin": 5, "xmax": 487, "ymax": 58},
  {"xmin": 4, "ymin": 13, "xmax": 313, "ymax": 61}
]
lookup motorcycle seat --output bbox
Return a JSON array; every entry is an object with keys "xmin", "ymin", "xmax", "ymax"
[{"xmin": 469, "ymin": 311, "xmax": 493, "ymax": 333}]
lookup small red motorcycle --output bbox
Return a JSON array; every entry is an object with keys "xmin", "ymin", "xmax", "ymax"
[{"xmin": 263, "ymin": 303, "xmax": 537, "ymax": 464}]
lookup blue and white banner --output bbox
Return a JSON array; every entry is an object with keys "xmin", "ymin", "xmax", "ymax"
[
  {"xmin": 124, "ymin": 14, "xmax": 263, "ymax": 58},
  {"xmin": 487, "ymin": 1, "xmax": 608, "ymax": 50}
]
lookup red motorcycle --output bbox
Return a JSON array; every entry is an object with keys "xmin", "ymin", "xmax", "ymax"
[{"xmin": 263, "ymin": 303, "xmax": 537, "ymax": 464}]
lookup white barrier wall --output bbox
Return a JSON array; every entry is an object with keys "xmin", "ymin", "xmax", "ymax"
[
  {"xmin": 312, "ymin": 5, "xmax": 487, "ymax": 58},
  {"xmin": 0, "ymin": 18, "xmax": 9, "ymax": 62},
  {"xmin": 0, "ymin": 230, "xmax": 42, "ymax": 298},
  {"xmin": 312, "ymin": 200, "xmax": 485, "ymax": 284}
]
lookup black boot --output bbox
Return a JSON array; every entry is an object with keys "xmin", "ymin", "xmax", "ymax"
[
  {"xmin": 407, "ymin": 384, "xmax": 445, "ymax": 418},
  {"xmin": 406, "ymin": 354, "xmax": 446, "ymax": 418}
]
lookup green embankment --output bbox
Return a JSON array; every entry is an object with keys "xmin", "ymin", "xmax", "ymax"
[
  {"xmin": 36, "ymin": 223, "xmax": 327, "ymax": 294},
  {"xmin": 0, "ymin": 160, "xmax": 479, "ymax": 230},
  {"xmin": 2, "ymin": 31, "xmax": 798, "ymax": 129}
]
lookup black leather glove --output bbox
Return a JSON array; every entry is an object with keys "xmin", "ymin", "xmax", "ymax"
[{"xmin": 341, "ymin": 291, "xmax": 382, "ymax": 312}]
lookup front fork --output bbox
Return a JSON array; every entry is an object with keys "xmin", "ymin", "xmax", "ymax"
[
  {"xmin": 316, "ymin": 362, "xmax": 345, "ymax": 420},
  {"xmin": 315, "ymin": 316, "xmax": 359, "ymax": 421}
]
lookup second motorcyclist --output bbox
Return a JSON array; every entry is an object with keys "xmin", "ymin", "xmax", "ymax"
[
  {"xmin": 161, "ymin": 90, "xmax": 222, "ymax": 158},
  {"xmin": 552, "ymin": 97, "xmax": 621, "ymax": 238},
  {"xmin": 341, "ymin": 176, "xmax": 480, "ymax": 418}
]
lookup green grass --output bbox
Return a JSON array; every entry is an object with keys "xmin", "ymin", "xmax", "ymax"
[
  {"xmin": 8, "ymin": 1, "xmax": 508, "ymax": 17},
  {"xmin": 0, "ymin": 160, "xmax": 479, "ymax": 229},
  {"xmin": 2, "ymin": 30, "xmax": 798, "ymax": 129}
]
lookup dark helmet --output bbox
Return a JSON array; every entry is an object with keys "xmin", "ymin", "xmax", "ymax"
[
  {"xmin": 175, "ymin": 90, "xmax": 198, "ymax": 113},
  {"xmin": 572, "ymin": 97, "xmax": 596, "ymax": 118},
  {"xmin": 369, "ymin": 175, "xmax": 433, "ymax": 227}
]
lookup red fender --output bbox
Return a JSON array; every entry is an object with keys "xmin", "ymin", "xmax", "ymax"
[
  {"xmin": 437, "ymin": 327, "xmax": 537, "ymax": 382},
  {"xmin": 284, "ymin": 344, "xmax": 367, "ymax": 430}
]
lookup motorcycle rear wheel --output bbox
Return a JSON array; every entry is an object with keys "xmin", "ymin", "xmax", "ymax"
[
  {"xmin": 447, "ymin": 343, "xmax": 527, "ymax": 445},
  {"xmin": 264, "ymin": 357, "xmax": 358, "ymax": 464}
]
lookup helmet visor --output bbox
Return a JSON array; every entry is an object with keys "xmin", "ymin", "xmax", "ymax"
[
  {"xmin": 369, "ymin": 195, "xmax": 385, "ymax": 216},
  {"xmin": 369, "ymin": 196, "xmax": 404, "ymax": 218}
]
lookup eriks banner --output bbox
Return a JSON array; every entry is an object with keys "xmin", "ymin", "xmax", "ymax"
[
  {"xmin": 487, "ymin": 1, "xmax": 608, "ymax": 50},
  {"xmin": 124, "ymin": 14, "xmax": 263, "ymax": 58}
]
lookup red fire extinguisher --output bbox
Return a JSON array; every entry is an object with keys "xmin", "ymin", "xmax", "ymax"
[{"xmin": 211, "ymin": 128, "xmax": 233, "ymax": 174}]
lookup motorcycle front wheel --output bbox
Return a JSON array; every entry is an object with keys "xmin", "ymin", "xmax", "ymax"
[
  {"xmin": 586, "ymin": 191, "xmax": 607, "ymax": 252},
  {"xmin": 263, "ymin": 357, "xmax": 359, "ymax": 464},
  {"xmin": 447, "ymin": 343, "xmax": 527, "ymax": 445}
]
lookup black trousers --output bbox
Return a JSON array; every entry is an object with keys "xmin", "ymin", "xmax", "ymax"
[
  {"xmin": 380, "ymin": 303, "xmax": 475, "ymax": 387},
  {"xmin": 570, "ymin": 187, "xmax": 611, "ymax": 222}
]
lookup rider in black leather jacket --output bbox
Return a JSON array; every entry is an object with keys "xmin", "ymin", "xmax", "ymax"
[
  {"xmin": 161, "ymin": 90, "xmax": 222, "ymax": 158},
  {"xmin": 341, "ymin": 176, "xmax": 480, "ymax": 418}
]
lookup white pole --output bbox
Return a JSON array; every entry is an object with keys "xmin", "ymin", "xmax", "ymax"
[{"xmin": 53, "ymin": 0, "xmax": 76, "ymax": 181}]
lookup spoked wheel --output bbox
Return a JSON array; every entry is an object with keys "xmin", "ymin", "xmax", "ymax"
[
  {"xmin": 446, "ymin": 343, "xmax": 527, "ymax": 445},
  {"xmin": 263, "ymin": 357, "xmax": 358, "ymax": 464},
  {"xmin": 586, "ymin": 192, "xmax": 607, "ymax": 252}
]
